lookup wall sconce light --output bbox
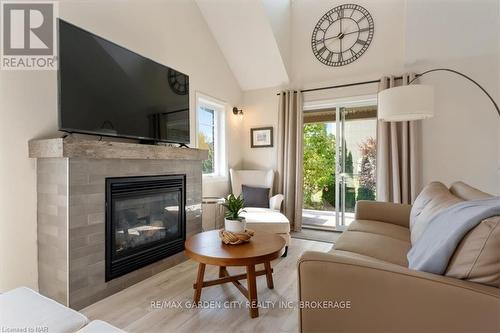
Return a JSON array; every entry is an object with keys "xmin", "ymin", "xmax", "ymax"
[{"xmin": 232, "ymin": 107, "xmax": 243, "ymax": 120}]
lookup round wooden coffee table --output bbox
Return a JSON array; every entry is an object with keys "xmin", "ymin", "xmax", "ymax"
[{"xmin": 184, "ymin": 230, "xmax": 286, "ymax": 318}]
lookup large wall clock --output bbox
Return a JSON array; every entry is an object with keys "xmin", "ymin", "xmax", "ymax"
[
  {"xmin": 168, "ymin": 69, "xmax": 189, "ymax": 95},
  {"xmin": 312, "ymin": 4, "xmax": 374, "ymax": 67}
]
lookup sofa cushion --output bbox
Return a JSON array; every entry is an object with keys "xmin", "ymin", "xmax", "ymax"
[
  {"xmin": 446, "ymin": 216, "xmax": 500, "ymax": 288},
  {"xmin": 335, "ymin": 229, "xmax": 411, "ymax": 266},
  {"xmin": 328, "ymin": 249, "xmax": 391, "ymax": 265},
  {"xmin": 449, "ymin": 181, "xmax": 492, "ymax": 201},
  {"xmin": 241, "ymin": 185, "xmax": 270, "ymax": 208},
  {"xmin": 348, "ymin": 219, "xmax": 410, "ymax": 242},
  {"xmin": 410, "ymin": 182, "xmax": 463, "ymax": 244},
  {"xmin": 0, "ymin": 287, "xmax": 89, "ymax": 333}
]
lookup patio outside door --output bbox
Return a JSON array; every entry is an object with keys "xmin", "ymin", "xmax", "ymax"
[{"xmin": 302, "ymin": 98, "xmax": 378, "ymax": 230}]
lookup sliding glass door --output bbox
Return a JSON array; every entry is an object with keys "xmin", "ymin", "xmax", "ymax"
[
  {"xmin": 302, "ymin": 98, "xmax": 378, "ymax": 230},
  {"xmin": 302, "ymin": 119, "xmax": 337, "ymax": 228}
]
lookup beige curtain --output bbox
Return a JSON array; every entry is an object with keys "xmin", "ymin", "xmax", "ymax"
[
  {"xmin": 277, "ymin": 91, "xmax": 304, "ymax": 231},
  {"xmin": 376, "ymin": 74, "xmax": 422, "ymax": 204}
]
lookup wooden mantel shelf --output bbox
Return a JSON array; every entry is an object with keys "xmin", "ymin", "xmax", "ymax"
[{"xmin": 29, "ymin": 137, "xmax": 208, "ymax": 161}]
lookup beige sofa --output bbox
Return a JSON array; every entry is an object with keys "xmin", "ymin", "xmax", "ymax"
[{"xmin": 298, "ymin": 182, "xmax": 500, "ymax": 333}]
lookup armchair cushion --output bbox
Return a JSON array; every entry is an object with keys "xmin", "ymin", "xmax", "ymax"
[
  {"xmin": 241, "ymin": 185, "xmax": 270, "ymax": 208},
  {"xmin": 242, "ymin": 207, "xmax": 290, "ymax": 234}
]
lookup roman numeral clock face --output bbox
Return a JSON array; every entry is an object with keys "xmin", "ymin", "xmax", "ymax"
[{"xmin": 312, "ymin": 4, "xmax": 374, "ymax": 67}]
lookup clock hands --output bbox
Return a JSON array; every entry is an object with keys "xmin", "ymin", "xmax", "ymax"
[
  {"xmin": 316, "ymin": 29, "xmax": 364, "ymax": 44},
  {"xmin": 321, "ymin": 33, "xmax": 343, "ymax": 42},
  {"xmin": 343, "ymin": 29, "xmax": 366, "ymax": 37},
  {"xmin": 339, "ymin": 18, "xmax": 342, "ymax": 55}
]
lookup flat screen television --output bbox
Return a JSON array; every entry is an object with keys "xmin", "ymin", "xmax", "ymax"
[{"xmin": 58, "ymin": 19, "xmax": 190, "ymax": 144}]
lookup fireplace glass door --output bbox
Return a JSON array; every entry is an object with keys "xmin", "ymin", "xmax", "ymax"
[
  {"xmin": 113, "ymin": 191, "xmax": 181, "ymax": 257},
  {"xmin": 106, "ymin": 175, "xmax": 186, "ymax": 281}
]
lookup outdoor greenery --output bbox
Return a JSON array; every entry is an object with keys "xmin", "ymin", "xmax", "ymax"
[
  {"xmin": 357, "ymin": 137, "xmax": 377, "ymax": 201},
  {"xmin": 303, "ymin": 123, "xmax": 376, "ymax": 212},
  {"xmin": 303, "ymin": 123, "xmax": 335, "ymax": 209},
  {"xmin": 198, "ymin": 133, "xmax": 214, "ymax": 174},
  {"xmin": 222, "ymin": 194, "xmax": 246, "ymax": 221},
  {"xmin": 321, "ymin": 150, "xmax": 355, "ymax": 210}
]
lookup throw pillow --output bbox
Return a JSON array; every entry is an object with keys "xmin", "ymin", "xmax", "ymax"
[
  {"xmin": 410, "ymin": 182, "xmax": 463, "ymax": 244},
  {"xmin": 241, "ymin": 185, "xmax": 270, "ymax": 208},
  {"xmin": 446, "ymin": 216, "xmax": 500, "ymax": 288}
]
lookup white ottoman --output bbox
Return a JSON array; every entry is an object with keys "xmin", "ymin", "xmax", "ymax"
[
  {"xmin": 242, "ymin": 207, "xmax": 291, "ymax": 256},
  {"xmin": 0, "ymin": 287, "xmax": 88, "ymax": 333}
]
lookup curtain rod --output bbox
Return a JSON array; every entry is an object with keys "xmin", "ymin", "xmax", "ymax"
[{"xmin": 276, "ymin": 74, "xmax": 419, "ymax": 95}]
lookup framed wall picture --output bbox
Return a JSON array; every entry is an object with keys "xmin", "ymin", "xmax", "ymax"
[{"xmin": 251, "ymin": 127, "xmax": 273, "ymax": 148}]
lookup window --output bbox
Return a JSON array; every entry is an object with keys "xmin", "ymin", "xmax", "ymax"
[{"xmin": 196, "ymin": 94, "xmax": 226, "ymax": 178}]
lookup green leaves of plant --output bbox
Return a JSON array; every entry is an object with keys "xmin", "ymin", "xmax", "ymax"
[{"xmin": 222, "ymin": 194, "xmax": 246, "ymax": 220}]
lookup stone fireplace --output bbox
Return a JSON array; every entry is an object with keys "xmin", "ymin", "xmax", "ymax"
[{"xmin": 29, "ymin": 138, "xmax": 207, "ymax": 309}]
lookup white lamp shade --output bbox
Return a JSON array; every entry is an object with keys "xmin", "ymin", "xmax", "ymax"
[{"xmin": 377, "ymin": 85, "xmax": 435, "ymax": 122}]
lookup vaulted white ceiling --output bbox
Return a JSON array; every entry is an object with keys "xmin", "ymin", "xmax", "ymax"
[{"xmin": 195, "ymin": 0, "xmax": 290, "ymax": 91}]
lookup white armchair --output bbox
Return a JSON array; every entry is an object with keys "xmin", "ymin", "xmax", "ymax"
[
  {"xmin": 269, "ymin": 193, "xmax": 285, "ymax": 211},
  {"xmin": 229, "ymin": 169, "xmax": 290, "ymax": 256},
  {"xmin": 229, "ymin": 169, "xmax": 284, "ymax": 211}
]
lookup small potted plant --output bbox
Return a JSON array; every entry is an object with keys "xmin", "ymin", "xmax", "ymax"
[{"xmin": 222, "ymin": 194, "xmax": 246, "ymax": 233}]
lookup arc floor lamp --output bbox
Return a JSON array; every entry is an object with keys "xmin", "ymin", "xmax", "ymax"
[{"xmin": 378, "ymin": 68, "xmax": 500, "ymax": 122}]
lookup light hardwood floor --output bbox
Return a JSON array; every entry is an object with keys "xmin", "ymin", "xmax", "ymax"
[{"xmin": 81, "ymin": 238, "xmax": 332, "ymax": 333}]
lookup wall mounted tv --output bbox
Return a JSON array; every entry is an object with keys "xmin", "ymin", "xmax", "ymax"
[{"xmin": 58, "ymin": 19, "xmax": 190, "ymax": 144}]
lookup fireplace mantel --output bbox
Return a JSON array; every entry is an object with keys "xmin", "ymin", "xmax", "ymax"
[
  {"xmin": 29, "ymin": 137, "xmax": 208, "ymax": 161},
  {"xmin": 30, "ymin": 137, "xmax": 205, "ymax": 309}
]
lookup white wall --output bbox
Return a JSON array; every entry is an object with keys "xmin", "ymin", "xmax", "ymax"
[
  {"xmin": 196, "ymin": 0, "xmax": 289, "ymax": 90},
  {"xmin": 261, "ymin": 0, "xmax": 292, "ymax": 75},
  {"xmin": 241, "ymin": 0, "xmax": 405, "ymax": 172},
  {"xmin": 0, "ymin": 70, "xmax": 57, "ymax": 293},
  {"xmin": 241, "ymin": 88, "xmax": 279, "ymax": 170},
  {"xmin": 290, "ymin": 0, "xmax": 406, "ymax": 88},
  {"xmin": 241, "ymin": 0, "xmax": 500, "ymax": 195},
  {"xmin": 405, "ymin": 0, "xmax": 500, "ymax": 194},
  {"xmin": 0, "ymin": 0, "xmax": 242, "ymax": 292}
]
